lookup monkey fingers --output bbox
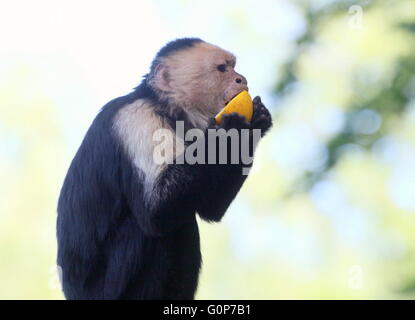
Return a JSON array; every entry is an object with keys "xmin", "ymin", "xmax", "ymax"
[
  {"xmin": 251, "ymin": 96, "xmax": 273, "ymax": 135},
  {"xmin": 220, "ymin": 112, "xmax": 251, "ymax": 130}
]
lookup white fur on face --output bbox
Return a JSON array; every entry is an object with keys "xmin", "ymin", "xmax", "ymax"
[
  {"xmin": 150, "ymin": 42, "xmax": 238, "ymax": 121},
  {"xmin": 112, "ymin": 99, "xmax": 184, "ymax": 192}
]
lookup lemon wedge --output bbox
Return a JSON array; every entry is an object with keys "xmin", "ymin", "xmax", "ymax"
[{"xmin": 215, "ymin": 90, "xmax": 253, "ymax": 125}]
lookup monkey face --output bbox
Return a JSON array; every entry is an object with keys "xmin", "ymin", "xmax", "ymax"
[
  {"xmin": 186, "ymin": 42, "xmax": 249, "ymax": 115},
  {"xmin": 150, "ymin": 41, "xmax": 249, "ymax": 116},
  {"xmin": 211, "ymin": 57, "xmax": 249, "ymax": 112}
]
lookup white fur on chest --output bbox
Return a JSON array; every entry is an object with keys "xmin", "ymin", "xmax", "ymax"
[{"xmin": 112, "ymin": 99, "xmax": 184, "ymax": 192}]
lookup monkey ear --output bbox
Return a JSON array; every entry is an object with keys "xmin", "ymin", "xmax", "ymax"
[{"xmin": 153, "ymin": 63, "xmax": 172, "ymax": 92}]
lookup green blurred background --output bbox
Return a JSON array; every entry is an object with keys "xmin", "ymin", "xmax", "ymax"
[{"xmin": 1, "ymin": 0, "xmax": 415, "ymax": 299}]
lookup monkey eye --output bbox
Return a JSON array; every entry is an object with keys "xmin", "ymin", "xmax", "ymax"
[{"xmin": 217, "ymin": 64, "xmax": 227, "ymax": 72}]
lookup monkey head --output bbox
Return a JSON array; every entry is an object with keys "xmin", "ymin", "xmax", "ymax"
[{"xmin": 147, "ymin": 38, "xmax": 248, "ymax": 117}]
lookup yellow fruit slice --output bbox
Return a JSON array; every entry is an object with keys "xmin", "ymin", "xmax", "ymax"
[{"xmin": 215, "ymin": 90, "xmax": 253, "ymax": 125}]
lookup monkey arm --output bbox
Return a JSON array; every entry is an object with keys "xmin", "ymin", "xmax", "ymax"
[
  {"xmin": 131, "ymin": 160, "xmax": 245, "ymax": 233},
  {"xmin": 143, "ymin": 164, "xmax": 203, "ymax": 235},
  {"xmin": 196, "ymin": 162, "xmax": 247, "ymax": 222},
  {"xmin": 197, "ymin": 98, "xmax": 273, "ymax": 222},
  {"xmin": 194, "ymin": 114, "xmax": 251, "ymax": 222}
]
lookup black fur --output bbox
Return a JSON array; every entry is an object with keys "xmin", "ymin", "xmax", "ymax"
[
  {"xmin": 57, "ymin": 41, "xmax": 272, "ymax": 300},
  {"xmin": 148, "ymin": 37, "xmax": 203, "ymax": 76}
]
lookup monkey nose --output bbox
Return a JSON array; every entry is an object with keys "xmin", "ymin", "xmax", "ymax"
[{"xmin": 235, "ymin": 75, "xmax": 248, "ymax": 86}]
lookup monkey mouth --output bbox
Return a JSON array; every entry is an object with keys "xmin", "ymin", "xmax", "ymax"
[{"xmin": 224, "ymin": 90, "xmax": 244, "ymax": 106}]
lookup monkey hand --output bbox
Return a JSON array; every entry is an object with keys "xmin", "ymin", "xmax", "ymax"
[
  {"xmin": 251, "ymin": 96, "xmax": 273, "ymax": 136},
  {"xmin": 208, "ymin": 112, "xmax": 250, "ymax": 131},
  {"xmin": 207, "ymin": 96, "xmax": 272, "ymax": 135}
]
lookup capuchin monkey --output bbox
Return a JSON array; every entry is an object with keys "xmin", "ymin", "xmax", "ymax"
[{"xmin": 57, "ymin": 38, "xmax": 272, "ymax": 300}]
